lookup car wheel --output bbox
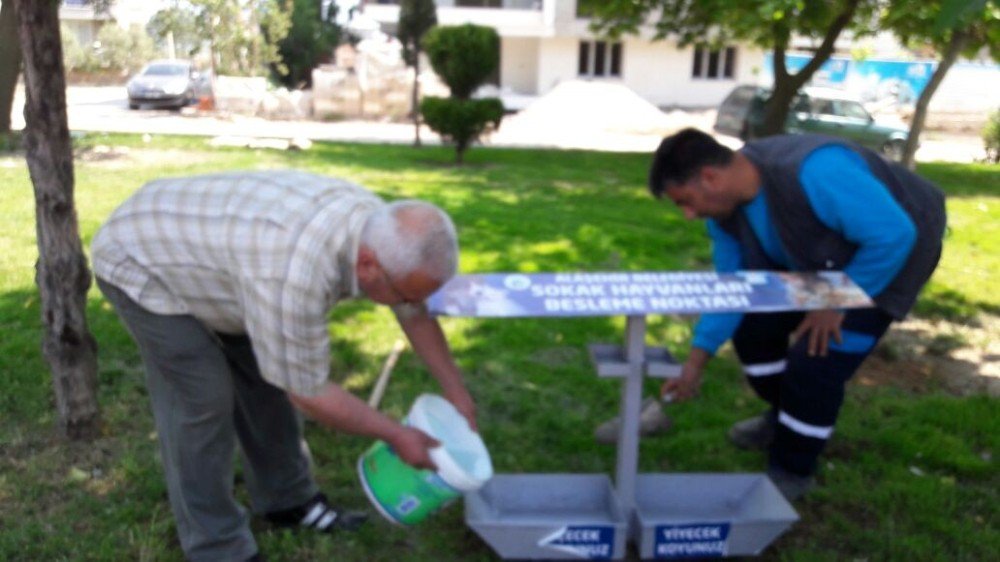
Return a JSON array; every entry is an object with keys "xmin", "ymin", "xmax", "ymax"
[
  {"xmin": 882, "ymin": 139, "xmax": 906, "ymax": 162},
  {"xmin": 128, "ymin": 101, "xmax": 139, "ymax": 110}
]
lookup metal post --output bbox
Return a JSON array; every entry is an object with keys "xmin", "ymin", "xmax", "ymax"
[{"xmin": 615, "ymin": 315, "xmax": 645, "ymax": 538}]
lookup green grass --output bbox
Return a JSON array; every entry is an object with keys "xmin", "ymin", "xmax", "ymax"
[{"xmin": 0, "ymin": 134, "xmax": 997, "ymax": 561}]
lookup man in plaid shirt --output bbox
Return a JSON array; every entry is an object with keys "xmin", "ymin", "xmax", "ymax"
[{"xmin": 93, "ymin": 170, "xmax": 476, "ymax": 562}]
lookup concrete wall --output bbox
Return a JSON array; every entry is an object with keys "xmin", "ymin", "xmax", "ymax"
[
  {"xmin": 501, "ymin": 37, "xmax": 540, "ymax": 94},
  {"xmin": 624, "ymin": 40, "xmax": 765, "ymax": 107},
  {"xmin": 535, "ymin": 37, "xmax": 578, "ymax": 94},
  {"xmin": 529, "ymin": 36, "xmax": 764, "ymax": 108}
]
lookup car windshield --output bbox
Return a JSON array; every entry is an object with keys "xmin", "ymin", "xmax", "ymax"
[{"xmin": 143, "ymin": 64, "xmax": 188, "ymax": 77}]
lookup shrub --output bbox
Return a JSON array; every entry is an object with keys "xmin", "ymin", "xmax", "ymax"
[
  {"xmin": 984, "ymin": 108, "xmax": 1000, "ymax": 164},
  {"xmin": 93, "ymin": 24, "xmax": 156, "ymax": 75},
  {"xmin": 422, "ymin": 24, "xmax": 498, "ymax": 100},
  {"xmin": 420, "ymin": 24, "xmax": 502, "ymax": 163},
  {"xmin": 62, "ymin": 24, "xmax": 155, "ymax": 76},
  {"xmin": 420, "ymin": 97, "xmax": 503, "ymax": 163},
  {"xmin": 61, "ymin": 24, "xmax": 96, "ymax": 73}
]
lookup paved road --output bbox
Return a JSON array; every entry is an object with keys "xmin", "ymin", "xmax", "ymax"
[{"xmin": 10, "ymin": 86, "xmax": 988, "ymax": 162}]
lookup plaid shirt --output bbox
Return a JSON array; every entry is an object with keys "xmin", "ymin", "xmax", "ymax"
[{"xmin": 92, "ymin": 170, "xmax": 384, "ymax": 395}]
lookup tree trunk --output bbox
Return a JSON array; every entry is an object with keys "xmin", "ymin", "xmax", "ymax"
[
  {"xmin": 760, "ymin": 0, "xmax": 860, "ymax": 136},
  {"xmin": 760, "ymin": 70, "xmax": 801, "ymax": 137},
  {"xmin": 15, "ymin": 0, "xmax": 101, "ymax": 441},
  {"xmin": 901, "ymin": 29, "xmax": 969, "ymax": 170},
  {"xmin": 412, "ymin": 48, "xmax": 422, "ymax": 147},
  {"xmin": 0, "ymin": 0, "xmax": 23, "ymax": 135}
]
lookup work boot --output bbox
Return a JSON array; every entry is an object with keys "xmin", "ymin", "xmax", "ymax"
[
  {"xmin": 727, "ymin": 413, "xmax": 776, "ymax": 451},
  {"xmin": 767, "ymin": 465, "xmax": 816, "ymax": 501},
  {"xmin": 594, "ymin": 397, "xmax": 672, "ymax": 444}
]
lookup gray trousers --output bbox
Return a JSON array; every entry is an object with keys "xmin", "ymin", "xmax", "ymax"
[{"xmin": 98, "ymin": 279, "xmax": 318, "ymax": 562}]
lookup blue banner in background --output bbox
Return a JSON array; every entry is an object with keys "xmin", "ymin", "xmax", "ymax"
[
  {"xmin": 427, "ymin": 271, "xmax": 872, "ymax": 318},
  {"xmin": 763, "ymin": 54, "xmax": 935, "ymax": 106},
  {"xmin": 849, "ymin": 59, "xmax": 934, "ymax": 105}
]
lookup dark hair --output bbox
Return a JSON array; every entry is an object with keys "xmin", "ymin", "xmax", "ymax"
[{"xmin": 647, "ymin": 128, "xmax": 734, "ymax": 198}]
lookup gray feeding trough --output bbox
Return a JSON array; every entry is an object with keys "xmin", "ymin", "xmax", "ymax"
[
  {"xmin": 634, "ymin": 473, "xmax": 799, "ymax": 559},
  {"xmin": 465, "ymin": 474, "xmax": 628, "ymax": 560}
]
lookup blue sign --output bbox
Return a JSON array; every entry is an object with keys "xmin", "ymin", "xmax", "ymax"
[
  {"xmin": 763, "ymin": 54, "xmax": 935, "ymax": 106},
  {"xmin": 538, "ymin": 525, "xmax": 615, "ymax": 559},
  {"xmin": 427, "ymin": 271, "xmax": 871, "ymax": 318},
  {"xmin": 654, "ymin": 523, "xmax": 730, "ymax": 559}
]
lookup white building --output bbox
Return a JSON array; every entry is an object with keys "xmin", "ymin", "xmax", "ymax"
[
  {"xmin": 59, "ymin": 0, "xmax": 113, "ymax": 47},
  {"xmin": 60, "ymin": 0, "xmax": 169, "ymax": 48},
  {"xmin": 362, "ymin": 0, "xmax": 766, "ymax": 108}
]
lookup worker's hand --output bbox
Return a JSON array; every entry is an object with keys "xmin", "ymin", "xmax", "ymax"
[
  {"xmin": 389, "ymin": 426, "xmax": 441, "ymax": 471},
  {"xmin": 443, "ymin": 384, "xmax": 478, "ymax": 432},
  {"xmin": 661, "ymin": 360, "xmax": 704, "ymax": 402},
  {"xmin": 792, "ymin": 309, "xmax": 845, "ymax": 357},
  {"xmin": 662, "ymin": 348, "xmax": 710, "ymax": 402}
]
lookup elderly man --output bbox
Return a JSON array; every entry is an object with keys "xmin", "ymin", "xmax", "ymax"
[{"xmin": 92, "ymin": 170, "xmax": 476, "ymax": 562}]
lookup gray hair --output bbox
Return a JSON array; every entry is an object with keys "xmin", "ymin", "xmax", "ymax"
[{"xmin": 360, "ymin": 200, "xmax": 459, "ymax": 282}]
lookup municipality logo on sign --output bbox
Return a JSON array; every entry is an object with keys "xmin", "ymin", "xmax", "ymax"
[
  {"xmin": 503, "ymin": 274, "xmax": 532, "ymax": 291},
  {"xmin": 654, "ymin": 523, "xmax": 730, "ymax": 559},
  {"xmin": 538, "ymin": 525, "xmax": 615, "ymax": 559}
]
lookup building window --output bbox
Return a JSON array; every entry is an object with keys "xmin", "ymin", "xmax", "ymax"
[
  {"xmin": 692, "ymin": 46, "xmax": 737, "ymax": 79},
  {"xmin": 578, "ymin": 40, "xmax": 622, "ymax": 78}
]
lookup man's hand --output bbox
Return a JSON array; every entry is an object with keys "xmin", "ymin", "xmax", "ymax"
[
  {"xmin": 443, "ymin": 384, "xmax": 477, "ymax": 431},
  {"xmin": 792, "ymin": 309, "xmax": 845, "ymax": 357},
  {"xmin": 662, "ymin": 361, "xmax": 704, "ymax": 401},
  {"xmin": 388, "ymin": 426, "xmax": 441, "ymax": 471},
  {"xmin": 661, "ymin": 348, "xmax": 711, "ymax": 402}
]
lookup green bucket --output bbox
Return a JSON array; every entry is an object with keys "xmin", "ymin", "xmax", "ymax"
[{"xmin": 358, "ymin": 394, "xmax": 493, "ymax": 526}]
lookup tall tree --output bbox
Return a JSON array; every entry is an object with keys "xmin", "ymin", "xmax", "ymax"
[
  {"xmin": 271, "ymin": 0, "xmax": 341, "ymax": 88},
  {"xmin": 3, "ymin": 1, "xmax": 116, "ymax": 138},
  {"xmin": 884, "ymin": 0, "xmax": 999, "ymax": 168},
  {"xmin": 0, "ymin": 0, "xmax": 22, "ymax": 139},
  {"xmin": 147, "ymin": 4, "xmax": 202, "ymax": 59},
  {"xmin": 190, "ymin": 0, "xmax": 291, "ymax": 77},
  {"xmin": 588, "ymin": 0, "xmax": 879, "ymax": 137},
  {"xmin": 14, "ymin": 0, "xmax": 100, "ymax": 440},
  {"xmin": 398, "ymin": 0, "xmax": 437, "ymax": 147}
]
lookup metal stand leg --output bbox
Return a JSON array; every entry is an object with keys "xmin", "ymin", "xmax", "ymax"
[{"xmin": 615, "ymin": 315, "xmax": 645, "ymax": 538}]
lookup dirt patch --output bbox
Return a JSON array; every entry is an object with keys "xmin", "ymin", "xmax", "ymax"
[{"xmin": 857, "ymin": 313, "xmax": 1000, "ymax": 397}]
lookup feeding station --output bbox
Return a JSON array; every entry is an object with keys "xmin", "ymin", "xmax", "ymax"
[{"xmin": 427, "ymin": 270, "xmax": 872, "ymax": 560}]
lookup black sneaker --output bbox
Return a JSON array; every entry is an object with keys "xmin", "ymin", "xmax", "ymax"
[
  {"xmin": 727, "ymin": 413, "xmax": 776, "ymax": 451},
  {"xmin": 767, "ymin": 465, "xmax": 816, "ymax": 501},
  {"xmin": 264, "ymin": 493, "xmax": 368, "ymax": 533}
]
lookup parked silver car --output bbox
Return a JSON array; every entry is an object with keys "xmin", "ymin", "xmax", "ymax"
[{"xmin": 126, "ymin": 60, "xmax": 208, "ymax": 110}]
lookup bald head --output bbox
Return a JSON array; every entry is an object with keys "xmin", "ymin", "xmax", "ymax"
[{"xmin": 359, "ymin": 200, "xmax": 459, "ymax": 282}]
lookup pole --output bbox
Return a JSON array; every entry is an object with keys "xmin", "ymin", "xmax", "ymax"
[
  {"xmin": 615, "ymin": 315, "xmax": 645, "ymax": 540},
  {"xmin": 368, "ymin": 339, "xmax": 406, "ymax": 409}
]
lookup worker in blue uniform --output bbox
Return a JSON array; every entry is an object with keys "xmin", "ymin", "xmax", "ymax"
[{"xmin": 643, "ymin": 128, "xmax": 946, "ymax": 500}]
